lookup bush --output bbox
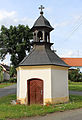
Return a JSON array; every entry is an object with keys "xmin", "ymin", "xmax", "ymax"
[
  {"xmin": 9, "ymin": 78, "xmax": 17, "ymax": 83},
  {"xmin": 68, "ymin": 68, "xmax": 82, "ymax": 82}
]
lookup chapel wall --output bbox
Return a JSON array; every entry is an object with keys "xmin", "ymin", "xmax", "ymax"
[
  {"xmin": 17, "ymin": 66, "xmax": 52, "ymax": 104},
  {"xmin": 51, "ymin": 67, "xmax": 69, "ymax": 104}
]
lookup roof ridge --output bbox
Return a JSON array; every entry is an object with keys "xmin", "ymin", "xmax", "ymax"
[
  {"xmin": 42, "ymin": 15, "xmax": 46, "ymax": 25},
  {"xmin": 45, "ymin": 47, "xmax": 53, "ymax": 64},
  {"xmin": 33, "ymin": 15, "xmax": 41, "ymax": 26}
]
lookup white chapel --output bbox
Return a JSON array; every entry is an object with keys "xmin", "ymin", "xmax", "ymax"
[{"xmin": 16, "ymin": 5, "xmax": 69, "ymax": 105}]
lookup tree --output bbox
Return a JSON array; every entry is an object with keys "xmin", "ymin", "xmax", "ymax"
[
  {"xmin": 0, "ymin": 25, "xmax": 32, "ymax": 67},
  {"xmin": 68, "ymin": 68, "xmax": 82, "ymax": 82},
  {"xmin": 9, "ymin": 65, "xmax": 17, "ymax": 78}
]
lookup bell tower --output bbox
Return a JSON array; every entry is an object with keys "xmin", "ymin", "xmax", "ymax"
[{"xmin": 31, "ymin": 5, "xmax": 54, "ymax": 43}]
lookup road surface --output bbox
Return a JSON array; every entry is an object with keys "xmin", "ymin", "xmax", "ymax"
[
  {"xmin": 0, "ymin": 83, "xmax": 82, "ymax": 98},
  {"xmin": 69, "ymin": 90, "xmax": 82, "ymax": 96},
  {"xmin": 0, "ymin": 84, "xmax": 16, "ymax": 97}
]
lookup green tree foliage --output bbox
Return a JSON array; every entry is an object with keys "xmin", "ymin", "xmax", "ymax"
[
  {"xmin": 0, "ymin": 25, "xmax": 32, "ymax": 67},
  {"xmin": 9, "ymin": 65, "xmax": 16, "ymax": 78},
  {"xmin": 0, "ymin": 66, "xmax": 3, "ymax": 83},
  {"xmin": 68, "ymin": 68, "xmax": 82, "ymax": 82}
]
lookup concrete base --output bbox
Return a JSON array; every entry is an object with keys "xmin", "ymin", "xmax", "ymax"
[
  {"xmin": 17, "ymin": 96, "xmax": 69, "ymax": 105},
  {"xmin": 44, "ymin": 96, "xmax": 69, "ymax": 104}
]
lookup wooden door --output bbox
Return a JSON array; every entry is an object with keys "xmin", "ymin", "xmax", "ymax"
[{"xmin": 27, "ymin": 79, "xmax": 43, "ymax": 105}]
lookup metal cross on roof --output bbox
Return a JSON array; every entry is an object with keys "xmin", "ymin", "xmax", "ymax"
[{"xmin": 39, "ymin": 5, "xmax": 45, "ymax": 14}]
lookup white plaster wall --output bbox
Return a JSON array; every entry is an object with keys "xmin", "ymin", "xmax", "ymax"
[
  {"xmin": 51, "ymin": 68, "xmax": 69, "ymax": 98},
  {"xmin": 17, "ymin": 67, "xmax": 51, "ymax": 100},
  {"xmin": 17, "ymin": 70, "xmax": 20, "ymax": 98}
]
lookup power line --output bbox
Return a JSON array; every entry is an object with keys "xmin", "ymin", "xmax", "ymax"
[
  {"xmin": 66, "ymin": 21, "xmax": 82, "ymax": 40},
  {"xmin": 64, "ymin": 15, "xmax": 82, "ymax": 41}
]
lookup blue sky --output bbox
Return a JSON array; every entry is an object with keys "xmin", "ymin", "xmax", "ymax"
[{"xmin": 0, "ymin": 0, "xmax": 82, "ymax": 65}]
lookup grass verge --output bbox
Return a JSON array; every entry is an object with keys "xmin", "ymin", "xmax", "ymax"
[
  {"xmin": 0, "ymin": 83, "xmax": 16, "ymax": 88},
  {"xmin": 0, "ymin": 94, "xmax": 82, "ymax": 120},
  {"xmin": 69, "ymin": 81, "xmax": 82, "ymax": 91}
]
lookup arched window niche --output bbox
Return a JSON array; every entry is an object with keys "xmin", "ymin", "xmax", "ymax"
[{"xmin": 37, "ymin": 31, "xmax": 43, "ymax": 42}]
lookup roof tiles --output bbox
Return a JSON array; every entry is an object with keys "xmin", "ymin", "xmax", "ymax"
[{"xmin": 61, "ymin": 58, "xmax": 82, "ymax": 67}]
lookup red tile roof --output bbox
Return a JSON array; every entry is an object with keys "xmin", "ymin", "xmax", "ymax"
[{"xmin": 61, "ymin": 58, "xmax": 82, "ymax": 67}]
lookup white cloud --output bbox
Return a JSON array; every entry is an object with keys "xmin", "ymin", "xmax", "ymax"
[
  {"xmin": 0, "ymin": 10, "xmax": 34, "ymax": 28},
  {"xmin": 0, "ymin": 10, "xmax": 16, "ymax": 20},
  {"xmin": 54, "ymin": 21, "xmax": 69, "ymax": 28},
  {"xmin": 57, "ymin": 49, "xmax": 82, "ymax": 58},
  {"xmin": 45, "ymin": 7, "xmax": 53, "ymax": 14},
  {"xmin": 60, "ymin": 50, "xmax": 74, "ymax": 57},
  {"xmin": 16, "ymin": 17, "xmax": 34, "ymax": 27},
  {"xmin": 52, "ymin": 14, "xmax": 82, "ymax": 30},
  {"xmin": 72, "ymin": 14, "xmax": 82, "ymax": 22}
]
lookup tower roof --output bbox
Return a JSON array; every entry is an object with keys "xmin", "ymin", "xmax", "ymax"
[
  {"xmin": 19, "ymin": 43, "xmax": 69, "ymax": 67},
  {"xmin": 31, "ymin": 15, "xmax": 54, "ymax": 31},
  {"xmin": 18, "ymin": 6, "xmax": 69, "ymax": 68},
  {"xmin": 31, "ymin": 5, "xmax": 54, "ymax": 32}
]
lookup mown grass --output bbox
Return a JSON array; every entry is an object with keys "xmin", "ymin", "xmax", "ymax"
[
  {"xmin": 69, "ymin": 81, "xmax": 82, "ymax": 91},
  {"xmin": 0, "ymin": 83, "xmax": 16, "ymax": 88},
  {"xmin": 0, "ymin": 94, "xmax": 82, "ymax": 120}
]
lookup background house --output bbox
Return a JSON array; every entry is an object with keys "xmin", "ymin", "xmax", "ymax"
[
  {"xmin": 0, "ymin": 64, "xmax": 10, "ymax": 81},
  {"xmin": 61, "ymin": 58, "xmax": 82, "ymax": 72}
]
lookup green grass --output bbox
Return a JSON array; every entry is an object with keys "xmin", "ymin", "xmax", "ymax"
[
  {"xmin": 0, "ymin": 83, "xmax": 16, "ymax": 88},
  {"xmin": 0, "ymin": 94, "xmax": 82, "ymax": 120},
  {"xmin": 69, "ymin": 81, "xmax": 82, "ymax": 91},
  {"xmin": 69, "ymin": 81, "xmax": 82, "ymax": 85}
]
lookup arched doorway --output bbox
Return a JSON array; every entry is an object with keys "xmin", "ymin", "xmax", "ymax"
[{"xmin": 27, "ymin": 78, "xmax": 43, "ymax": 105}]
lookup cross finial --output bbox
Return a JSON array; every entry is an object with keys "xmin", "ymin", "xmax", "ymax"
[{"xmin": 39, "ymin": 5, "xmax": 45, "ymax": 15}]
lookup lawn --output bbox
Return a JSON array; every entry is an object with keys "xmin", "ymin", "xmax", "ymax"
[
  {"xmin": 69, "ymin": 81, "xmax": 82, "ymax": 91},
  {"xmin": 0, "ymin": 94, "xmax": 82, "ymax": 120},
  {"xmin": 0, "ymin": 83, "xmax": 16, "ymax": 88}
]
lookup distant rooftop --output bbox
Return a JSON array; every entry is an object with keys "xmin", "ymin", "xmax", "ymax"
[{"xmin": 61, "ymin": 58, "xmax": 82, "ymax": 67}]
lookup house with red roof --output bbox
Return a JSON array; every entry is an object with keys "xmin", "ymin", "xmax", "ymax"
[{"xmin": 61, "ymin": 58, "xmax": 82, "ymax": 72}]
